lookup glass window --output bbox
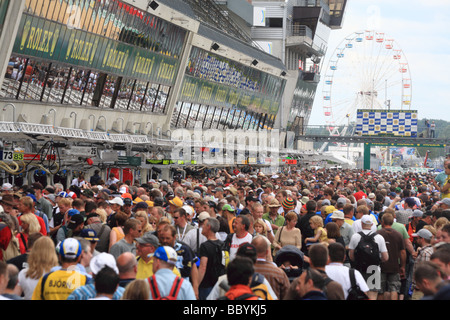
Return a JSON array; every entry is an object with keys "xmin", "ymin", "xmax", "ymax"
[
  {"xmin": 171, "ymin": 101, "xmax": 183, "ymax": 128},
  {"xmin": 19, "ymin": 59, "xmax": 47, "ymax": 101},
  {"xmin": 115, "ymin": 78, "xmax": 135, "ymax": 110},
  {"xmin": 196, "ymin": 105, "xmax": 207, "ymax": 125},
  {"xmin": 98, "ymin": 74, "xmax": 118, "ymax": 108},
  {"xmin": 203, "ymin": 106, "xmax": 215, "ymax": 129},
  {"xmin": 211, "ymin": 106, "xmax": 222, "ymax": 129},
  {"xmin": 186, "ymin": 103, "xmax": 199, "ymax": 129},
  {"xmin": 1, "ymin": 56, "xmax": 25, "ymax": 99},
  {"xmin": 42, "ymin": 63, "xmax": 70, "ymax": 103},
  {"xmin": 142, "ymin": 83, "xmax": 159, "ymax": 112},
  {"xmin": 153, "ymin": 85, "xmax": 170, "ymax": 114},
  {"xmin": 129, "ymin": 80, "xmax": 147, "ymax": 111}
]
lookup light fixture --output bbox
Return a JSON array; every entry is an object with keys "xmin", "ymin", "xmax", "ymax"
[
  {"xmin": 281, "ymin": 71, "xmax": 287, "ymax": 76},
  {"xmin": 148, "ymin": 1, "xmax": 159, "ymax": 10},
  {"xmin": 251, "ymin": 59, "xmax": 258, "ymax": 66},
  {"xmin": 211, "ymin": 43, "xmax": 220, "ymax": 51}
]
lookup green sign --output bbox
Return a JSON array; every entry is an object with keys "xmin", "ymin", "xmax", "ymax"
[
  {"xmin": 13, "ymin": 13, "xmax": 180, "ymax": 85},
  {"xmin": 180, "ymin": 75, "xmax": 281, "ymax": 115},
  {"xmin": 117, "ymin": 156, "xmax": 142, "ymax": 166}
]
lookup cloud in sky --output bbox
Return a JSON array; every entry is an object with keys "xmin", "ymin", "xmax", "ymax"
[{"xmin": 308, "ymin": 0, "xmax": 450, "ymax": 125}]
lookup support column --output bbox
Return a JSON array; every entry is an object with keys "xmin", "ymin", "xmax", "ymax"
[
  {"xmin": 364, "ymin": 143, "xmax": 371, "ymax": 170},
  {"xmin": 0, "ymin": 0, "xmax": 25, "ymax": 90}
]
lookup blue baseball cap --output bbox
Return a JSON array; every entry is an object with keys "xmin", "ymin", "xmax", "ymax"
[
  {"xmin": 26, "ymin": 194, "xmax": 37, "ymax": 202},
  {"xmin": 153, "ymin": 246, "xmax": 177, "ymax": 265},
  {"xmin": 59, "ymin": 238, "xmax": 82, "ymax": 259},
  {"xmin": 67, "ymin": 209, "xmax": 80, "ymax": 217}
]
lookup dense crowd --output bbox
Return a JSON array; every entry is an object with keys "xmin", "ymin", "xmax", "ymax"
[{"xmin": 1, "ymin": 161, "xmax": 450, "ymax": 301}]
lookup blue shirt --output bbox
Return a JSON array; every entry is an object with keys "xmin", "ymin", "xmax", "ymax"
[
  {"xmin": 149, "ymin": 268, "xmax": 196, "ymax": 300},
  {"xmin": 67, "ymin": 283, "xmax": 125, "ymax": 300}
]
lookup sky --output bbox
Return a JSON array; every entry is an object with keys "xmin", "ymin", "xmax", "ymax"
[{"xmin": 308, "ymin": 0, "xmax": 450, "ymax": 126}]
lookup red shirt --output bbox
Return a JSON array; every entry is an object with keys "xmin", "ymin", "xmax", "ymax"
[
  {"xmin": 18, "ymin": 214, "xmax": 47, "ymax": 236},
  {"xmin": 353, "ymin": 191, "xmax": 367, "ymax": 201}
]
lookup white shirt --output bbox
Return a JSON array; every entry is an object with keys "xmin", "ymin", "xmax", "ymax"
[
  {"xmin": 18, "ymin": 269, "xmax": 40, "ymax": 300},
  {"xmin": 229, "ymin": 232, "xmax": 253, "ymax": 261},
  {"xmin": 325, "ymin": 262, "xmax": 370, "ymax": 299},
  {"xmin": 348, "ymin": 229, "xmax": 388, "ymax": 257}
]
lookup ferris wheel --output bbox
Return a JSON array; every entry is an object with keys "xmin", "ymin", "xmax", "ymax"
[{"xmin": 321, "ymin": 30, "xmax": 412, "ymax": 148}]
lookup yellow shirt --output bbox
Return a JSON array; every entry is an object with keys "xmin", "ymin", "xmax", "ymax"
[
  {"xmin": 136, "ymin": 257, "xmax": 181, "ymax": 279},
  {"xmin": 442, "ymin": 176, "xmax": 450, "ymax": 199},
  {"xmin": 316, "ymin": 227, "xmax": 328, "ymax": 243},
  {"xmin": 32, "ymin": 269, "xmax": 87, "ymax": 300}
]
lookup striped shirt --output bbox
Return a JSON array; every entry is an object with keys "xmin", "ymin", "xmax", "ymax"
[
  {"xmin": 254, "ymin": 259, "xmax": 290, "ymax": 300},
  {"xmin": 67, "ymin": 283, "xmax": 125, "ymax": 300}
]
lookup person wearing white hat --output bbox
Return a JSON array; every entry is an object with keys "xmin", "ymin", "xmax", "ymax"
[
  {"xmin": 330, "ymin": 210, "xmax": 355, "ymax": 250},
  {"xmin": 148, "ymin": 246, "xmax": 196, "ymax": 300},
  {"xmin": 32, "ymin": 238, "xmax": 88, "ymax": 300},
  {"xmin": 348, "ymin": 215, "xmax": 389, "ymax": 300},
  {"xmin": 67, "ymin": 252, "xmax": 125, "ymax": 300}
]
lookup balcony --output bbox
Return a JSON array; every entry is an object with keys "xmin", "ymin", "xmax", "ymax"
[{"xmin": 286, "ymin": 24, "xmax": 326, "ymax": 56}]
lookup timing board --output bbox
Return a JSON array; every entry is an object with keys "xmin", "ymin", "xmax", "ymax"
[{"xmin": 355, "ymin": 109, "xmax": 418, "ymax": 137}]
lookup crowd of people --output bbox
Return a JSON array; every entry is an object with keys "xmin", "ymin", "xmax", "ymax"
[{"xmin": 1, "ymin": 162, "xmax": 450, "ymax": 301}]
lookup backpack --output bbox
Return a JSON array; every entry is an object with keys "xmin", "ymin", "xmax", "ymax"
[
  {"xmin": 148, "ymin": 276, "xmax": 184, "ymax": 300},
  {"xmin": 218, "ymin": 272, "xmax": 272, "ymax": 300},
  {"xmin": 346, "ymin": 269, "xmax": 369, "ymax": 300},
  {"xmin": 1, "ymin": 223, "xmax": 20, "ymax": 261},
  {"xmin": 218, "ymin": 293, "xmax": 259, "ymax": 300},
  {"xmin": 353, "ymin": 231, "xmax": 381, "ymax": 273}
]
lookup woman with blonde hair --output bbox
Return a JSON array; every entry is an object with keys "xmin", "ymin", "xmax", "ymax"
[
  {"xmin": 95, "ymin": 208, "xmax": 108, "ymax": 224},
  {"xmin": 16, "ymin": 213, "xmax": 40, "ymax": 254},
  {"xmin": 434, "ymin": 217, "xmax": 450, "ymax": 231},
  {"xmin": 135, "ymin": 211, "xmax": 153, "ymax": 234},
  {"xmin": 121, "ymin": 279, "xmax": 150, "ymax": 300},
  {"xmin": 17, "ymin": 236, "xmax": 59, "ymax": 299}
]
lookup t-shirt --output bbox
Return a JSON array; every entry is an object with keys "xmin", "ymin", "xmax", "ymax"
[
  {"xmin": 348, "ymin": 230, "xmax": 388, "ymax": 266},
  {"xmin": 377, "ymin": 228, "xmax": 405, "ymax": 273},
  {"xmin": 32, "ymin": 269, "xmax": 88, "ymax": 300},
  {"xmin": 229, "ymin": 232, "xmax": 253, "ymax": 261},
  {"xmin": 109, "ymin": 238, "xmax": 136, "ymax": 260},
  {"xmin": 198, "ymin": 239, "xmax": 225, "ymax": 288}
]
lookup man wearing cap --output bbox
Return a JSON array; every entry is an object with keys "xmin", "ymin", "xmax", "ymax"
[
  {"xmin": 411, "ymin": 228, "xmax": 435, "ymax": 300},
  {"xmin": 56, "ymin": 212, "xmax": 84, "ymax": 243},
  {"xmin": 106, "ymin": 197, "xmax": 124, "ymax": 229},
  {"xmin": 67, "ymin": 252, "xmax": 125, "ymax": 300},
  {"xmin": 1, "ymin": 183, "xmax": 13, "ymax": 195},
  {"xmin": 263, "ymin": 199, "xmax": 285, "ymax": 234},
  {"xmin": 390, "ymin": 196, "xmax": 416, "ymax": 225},
  {"xmin": 167, "ymin": 196, "xmax": 183, "ymax": 215},
  {"xmin": 348, "ymin": 215, "xmax": 389, "ymax": 300},
  {"xmin": 330, "ymin": 210, "xmax": 355, "ymax": 250},
  {"xmin": 135, "ymin": 232, "xmax": 168, "ymax": 279},
  {"xmin": 84, "ymin": 213, "xmax": 111, "ymax": 253},
  {"xmin": 32, "ymin": 182, "xmax": 53, "ymax": 221},
  {"xmin": 148, "ymin": 246, "xmax": 196, "ymax": 300},
  {"xmin": 32, "ymin": 238, "xmax": 88, "ymax": 300}
]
